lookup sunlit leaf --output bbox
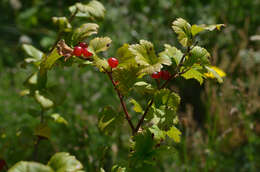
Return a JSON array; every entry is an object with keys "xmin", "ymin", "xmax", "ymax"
[
  {"xmin": 72, "ymin": 23, "xmax": 99, "ymax": 42},
  {"xmin": 181, "ymin": 65, "xmax": 205, "ymax": 84},
  {"xmin": 172, "ymin": 18, "xmax": 192, "ymax": 47},
  {"xmin": 8, "ymin": 161, "xmax": 53, "ymax": 172},
  {"xmin": 51, "ymin": 113, "xmax": 68, "ymax": 125},
  {"xmin": 191, "ymin": 24, "xmax": 225, "ymax": 36},
  {"xmin": 47, "ymin": 152, "xmax": 83, "ymax": 172},
  {"xmin": 34, "ymin": 90, "xmax": 54, "ymax": 109},
  {"xmin": 185, "ymin": 46, "xmax": 210, "ymax": 66},
  {"xmin": 165, "ymin": 126, "xmax": 181, "ymax": 143},
  {"xmin": 205, "ymin": 66, "xmax": 224, "ymax": 83},
  {"xmin": 159, "ymin": 44, "xmax": 183, "ymax": 66},
  {"xmin": 89, "ymin": 37, "xmax": 112, "ymax": 53},
  {"xmin": 129, "ymin": 40, "xmax": 171, "ymax": 76},
  {"xmin": 69, "ymin": 1, "xmax": 105, "ymax": 19},
  {"xmin": 130, "ymin": 99, "xmax": 143, "ymax": 113}
]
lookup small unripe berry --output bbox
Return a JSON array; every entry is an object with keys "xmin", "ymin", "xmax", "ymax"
[
  {"xmin": 161, "ymin": 70, "xmax": 171, "ymax": 80},
  {"xmin": 82, "ymin": 48, "xmax": 93, "ymax": 58},
  {"xmin": 151, "ymin": 72, "xmax": 161, "ymax": 79},
  {"xmin": 79, "ymin": 42, "xmax": 88, "ymax": 48},
  {"xmin": 108, "ymin": 57, "xmax": 119, "ymax": 68},
  {"xmin": 73, "ymin": 46, "xmax": 82, "ymax": 56}
]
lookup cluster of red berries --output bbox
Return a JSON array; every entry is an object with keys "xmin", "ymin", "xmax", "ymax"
[
  {"xmin": 151, "ymin": 70, "xmax": 171, "ymax": 80},
  {"xmin": 73, "ymin": 42, "xmax": 93, "ymax": 58}
]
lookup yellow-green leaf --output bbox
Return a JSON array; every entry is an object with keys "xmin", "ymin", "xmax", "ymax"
[
  {"xmin": 165, "ymin": 126, "xmax": 181, "ymax": 143},
  {"xmin": 34, "ymin": 123, "xmax": 51, "ymax": 139},
  {"xmin": 130, "ymin": 99, "xmax": 143, "ymax": 113},
  {"xmin": 34, "ymin": 90, "xmax": 54, "ymax": 109},
  {"xmin": 172, "ymin": 18, "xmax": 192, "ymax": 47},
  {"xmin": 8, "ymin": 161, "xmax": 53, "ymax": 172},
  {"xmin": 89, "ymin": 37, "xmax": 112, "ymax": 53}
]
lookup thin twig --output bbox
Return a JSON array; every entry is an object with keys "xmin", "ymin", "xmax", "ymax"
[{"xmin": 105, "ymin": 69, "xmax": 135, "ymax": 134}]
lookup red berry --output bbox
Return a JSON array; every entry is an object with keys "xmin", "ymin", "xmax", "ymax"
[
  {"xmin": 161, "ymin": 70, "xmax": 171, "ymax": 80},
  {"xmin": 151, "ymin": 72, "xmax": 161, "ymax": 79},
  {"xmin": 82, "ymin": 48, "xmax": 93, "ymax": 58},
  {"xmin": 79, "ymin": 42, "xmax": 88, "ymax": 48},
  {"xmin": 108, "ymin": 57, "xmax": 119, "ymax": 68},
  {"xmin": 73, "ymin": 46, "xmax": 82, "ymax": 56}
]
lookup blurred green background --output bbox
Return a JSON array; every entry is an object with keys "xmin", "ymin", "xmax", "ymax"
[{"xmin": 1, "ymin": 0, "xmax": 260, "ymax": 171}]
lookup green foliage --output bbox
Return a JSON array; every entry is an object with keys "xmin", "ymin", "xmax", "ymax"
[
  {"xmin": 72, "ymin": 23, "xmax": 99, "ymax": 42},
  {"xmin": 98, "ymin": 106, "xmax": 123, "ymax": 134},
  {"xmin": 69, "ymin": 0, "xmax": 105, "ymax": 19},
  {"xmin": 89, "ymin": 37, "xmax": 112, "ymax": 53},
  {"xmin": 2, "ymin": 0, "xmax": 233, "ymax": 171},
  {"xmin": 129, "ymin": 40, "xmax": 171, "ymax": 76},
  {"xmin": 52, "ymin": 17, "xmax": 72, "ymax": 32},
  {"xmin": 8, "ymin": 161, "xmax": 53, "ymax": 172},
  {"xmin": 172, "ymin": 18, "xmax": 192, "ymax": 47},
  {"xmin": 47, "ymin": 152, "xmax": 83, "ymax": 172},
  {"xmin": 8, "ymin": 152, "xmax": 83, "ymax": 172}
]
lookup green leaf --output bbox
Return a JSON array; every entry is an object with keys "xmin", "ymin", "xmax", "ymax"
[
  {"xmin": 22, "ymin": 44, "xmax": 44, "ymax": 66},
  {"xmin": 159, "ymin": 44, "xmax": 183, "ymax": 66},
  {"xmin": 41, "ymin": 48, "xmax": 62, "ymax": 70},
  {"xmin": 52, "ymin": 17, "xmax": 72, "ymax": 32},
  {"xmin": 92, "ymin": 54, "xmax": 109, "ymax": 72},
  {"xmin": 51, "ymin": 113, "xmax": 68, "ymax": 125},
  {"xmin": 172, "ymin": 18, "xmax": 192, "ymax": 47},
  {"xmin": 191, "ymin": 24, "xmax": 225, "ymax": 36},
  {"xmin": 89, "ymin": 37, "xmax": 112, "ymax": 53},
  {"xmin": 22, "ymin": 44, "xmax": 44, "ymax": 60},
  {"xmin": 130, "ymin": 131, "xmax": 157, "ymax": 167},
  {"xmin": 149, "ymin": 125, "xmax": 165, "ymax": 141},
  {"xmin": 185, "ymin": 46, "xmax": 210, "ymax": 66},
  {"xmin": 112, "ymin": 66, "xmax": 140, "ymax": 95},
  {"xmin": 8, "ymin": 161, "xmax": 53, "ymax": 172},
  {"xmin": 181, "ymin": 65, "xmax": 205, "ymax": 84},
  {"xmin": 154, "ymin": 89, "xmax": 180, "ymax": 112},
  {"xmin": 34, "ymin": 123, "xmax": 51, "ymax": 139},
  {"xmin": 112, "ymin": 165, "xmax": 126, "ymax": 172},
  {"xmin": 116, "ymin": 44, "xmax": 137, "ymax": 68},
  {"xmin": 34, "ymin": 90, "xmax": 54, "ymax": 109},
  {"xmin": 98, "ymin": 106, "xmax": 123, "ymax": 134},
  {"xmin": 129, "ymin": 40, "xmax": 171, "ymax": 76},
  {"xmin": 129, "ymin": 99, "xmax": 143, "ymax": 113},
  {"xmin": 72, "ymin": 23, "xmax": 99, "ymax": 42},
  {"xmin": 205, "ymin": 66, "xmax": 223, "ymax": 83},
  {"xmin": 47, "ymin": 152, "xmax": 83, "ymax": 172},
  {"xmin": 69, "ymin": 1, "xmax": 105, "ymax": 19},
  {"xmin": 165, "ymin": 126, "xmax": 181, "ymax": 143},
  {"xmin": 134, "ymin": 81, "xmax": 155, "ymax": 95}
]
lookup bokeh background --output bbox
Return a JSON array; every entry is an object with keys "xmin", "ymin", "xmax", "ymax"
[{"xmin": 1, "ymin": 0, "xmax": 260, "ymax": 171}]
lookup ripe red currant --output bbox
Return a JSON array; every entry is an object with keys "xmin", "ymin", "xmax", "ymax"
[
  {"xmin": 108, "ymin": 57, "xmax": 119, "ymax": 68},
  {"xmin": 73, "ymin": 46, "xmax": 82, "ymax": 56},
  {"xmin": 82, "ymin": 48, "xmax": 93, "ymax": 58},
  {"xmin": 151, "ymin": 72, "xmax": 161, "ymax": 79},
  {"xmin": 79, "ymin": 42, "xmax": 88, "ymax": 48},
  {"xmin": 161, "ymin": 70, "xmax": 171, "ymax": 80}
]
